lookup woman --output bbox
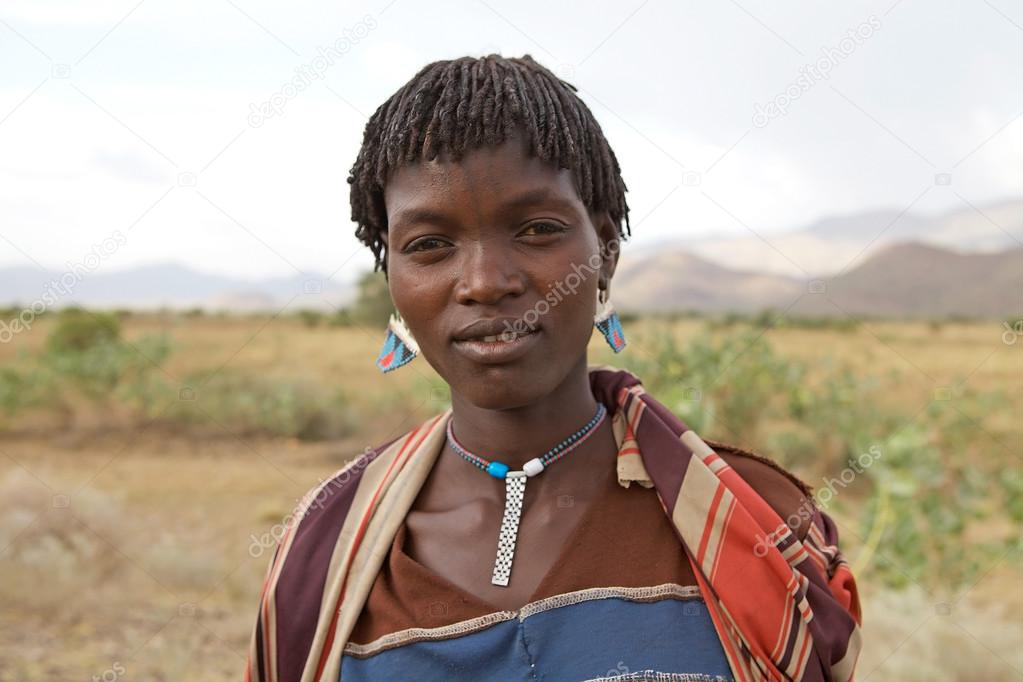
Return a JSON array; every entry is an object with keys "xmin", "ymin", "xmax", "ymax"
[{"xmin": 247, "ymin": 54, "xmax": 861, "ymax": 682}]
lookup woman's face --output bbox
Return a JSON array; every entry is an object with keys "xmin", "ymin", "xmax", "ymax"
[{"xmin": 383, "ymin": 132, "xmax": 618, "ymax": 410}]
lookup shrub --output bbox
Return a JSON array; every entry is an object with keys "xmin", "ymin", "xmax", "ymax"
[
  {"xmin": 167, "ymin": 371, "xmax": 355, "ymax": 440},
  {"xmin": 296, "ymin": 309, "xmax": 324, "ymax": 328},
  {"xmin": 623, "ymin": 323, "xmax": 1016, "ymax": 592},
  {"xmin": 45, "ymin": 308, "xmax": 120, "ymax": 354},
  {"xmin": 625, "ymin": 327, "xmax": 804, "ymax": 442}
]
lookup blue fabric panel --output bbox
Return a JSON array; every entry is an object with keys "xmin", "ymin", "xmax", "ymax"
[{"xmin": 339, "ymin": 597, "xmax": 732, "ymax": 681}]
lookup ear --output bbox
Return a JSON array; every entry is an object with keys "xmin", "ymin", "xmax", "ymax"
[{"xmin": 593, "ymin": 210, "xmax": 621, "ymax": 291}]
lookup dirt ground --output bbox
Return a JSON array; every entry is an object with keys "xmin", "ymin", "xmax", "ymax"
[{"xmin": 2, "ymin": 315, "xmax": 1021, "ymax": 679}]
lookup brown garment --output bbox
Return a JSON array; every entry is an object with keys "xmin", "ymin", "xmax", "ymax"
[{"xmin": 348, "ymin": 442, "xmax": 812, "ymax": 646}]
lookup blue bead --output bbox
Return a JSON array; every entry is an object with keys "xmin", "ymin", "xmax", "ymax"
[{"xmin": 486, "ymin": 461, "xmax": 509, "ymax": 479}]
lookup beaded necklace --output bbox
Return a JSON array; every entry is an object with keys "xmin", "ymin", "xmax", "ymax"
[{"xmin": 445, "ymin": 402, "xmax": 608, "ymax": 586}]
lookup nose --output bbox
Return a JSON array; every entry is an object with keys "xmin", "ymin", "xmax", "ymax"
[{"xmin": 453, "ymin": 239, "xmax": 526, "ymax": 306}]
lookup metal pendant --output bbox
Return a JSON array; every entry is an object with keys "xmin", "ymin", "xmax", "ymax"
[{"xmin": 491, "ymin": 471, "xmax": 527, "ymax": 586}]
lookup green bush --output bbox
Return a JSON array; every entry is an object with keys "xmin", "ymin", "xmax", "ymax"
[
  {"xmin": 625, "ymin": 327, "xmax": 804, "ymax": 442},
  {"xmin": 168, "ymin": 371, "xmax": 354, "ymax": 440},
  {"xmin": 351, "ymin": 270, "xmax": 393, "ymax": 326},
  {"xmin": 0, "ymin": 355, "xmax": 55, "ymax": 416},
  {"xmin": 621, "ymin": 322, "xmax": 1016, "ymax": 592},
  {"xmin": 0, "ymin": 310, "xmax": 173, "ymax": 425},
  {"xmin": 328, "ymin": 309, "xmax": 354, "ymax": 327},
  {"xmin": 295, "ymin": 309, "xmax": 324, "ymax": 328},
  {"xmin": 46, "ymin": 308, "xmax": 120, "ymax": 354},
  {"xmin": 0, "ymin": 307, "xmax": 358, "ymax": 441}
]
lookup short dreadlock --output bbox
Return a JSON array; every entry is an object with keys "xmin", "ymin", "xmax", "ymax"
[{"xmin": 347, "ymin": 54, "xmax": 631, "ymax": 273}]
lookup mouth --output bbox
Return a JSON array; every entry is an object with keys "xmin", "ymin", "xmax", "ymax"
[
  {"xmin": 468, "ymin": 328, "xmax": 538, "ymax": 343},
  {"xmin": 451, "ymin": 324, "xmax": 541, "ymax": 364}
]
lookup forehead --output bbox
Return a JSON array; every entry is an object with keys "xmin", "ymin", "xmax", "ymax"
[{"xmin": 383, "ymin": 134, "xmax": 585, "ymax": 218}]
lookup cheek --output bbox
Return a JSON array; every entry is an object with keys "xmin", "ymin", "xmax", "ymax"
[
  {"xmin": 544, "ymin": 277, "xmax": 598, "ymax": 346},
  {"xmin": 390, "ymin": 272, "xmax": 439, "ymax": 332},
  {"xmin": 390, "ymin": 269, "xmax": 470, "ymax": 379}
]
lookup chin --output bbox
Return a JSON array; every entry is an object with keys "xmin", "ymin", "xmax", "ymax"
[{"xmin": 451, "ymin": 360, "xmax": 563, "ymax": 411}]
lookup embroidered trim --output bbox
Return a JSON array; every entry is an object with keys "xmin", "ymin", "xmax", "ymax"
[
  {"xmin": 343, "ymin": 610, "xmax": 517, "ymax": 658},
  {"xmin": 344, "ymin": 583, "xmax": 704, "ymax": 658},
  {"xmin": 585, "ymin": 671, "xmax": 730, "ymax": 682},
  {"xmin": 343, "ymin": 584, "xmax": 703, "ymax": 658},
  {"xmin": 517, "ymin": 583, "xmax": 703, "ymax": 619}
]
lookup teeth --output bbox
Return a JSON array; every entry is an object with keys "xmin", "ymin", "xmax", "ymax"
[{"xmin": 475, "ymin": 330, "xmax": 533, "ymax": 343}]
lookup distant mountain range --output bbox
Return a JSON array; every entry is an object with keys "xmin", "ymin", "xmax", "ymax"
[
  {"xmin": 0, "ymin": 263, "xmax": 354, "ymax": 312},
  {"xmin": 609, "ymin": 197, "xmax": 1023, "ymax": 318},
  {"xmin": 649, "ymin": 197, "xmax": 1023, "ymax": 278},
  {"xmin": 2, "ymin": 199, "xmax": 1020, "ymax": 318},
  {"xmin": 789, "ymin": 242, "xmax": 1023, "ymax": 318},
  {"xmin": 613, "ymin": 249, "xmax": 800, "ymax": 313},
  {"xmin": 615, "ymin": 241, "xmax": 1023, "ymax": 318}
]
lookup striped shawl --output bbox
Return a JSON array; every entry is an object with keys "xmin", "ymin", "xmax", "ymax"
[{"xmin": 246, "ymin": 365, "xmax": 862, "ymax": 681}]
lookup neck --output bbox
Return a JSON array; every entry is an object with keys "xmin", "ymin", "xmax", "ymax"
[{"xmin": 447, "ymin": 357, "xmax": 600, "ymax": 470}]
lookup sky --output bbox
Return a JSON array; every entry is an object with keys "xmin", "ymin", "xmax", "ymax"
[{"xmin": 2, "ymin": 0, "xmax": 1022, "ymax": 283}]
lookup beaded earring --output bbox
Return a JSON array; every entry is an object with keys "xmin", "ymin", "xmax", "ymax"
[
  {"xmin": 376, "ymin": 310, "xmax": 420, "ymax": 373},
  {"xmin": 594, "ymin": 287, "xmax": 626, "ymax": 352}
]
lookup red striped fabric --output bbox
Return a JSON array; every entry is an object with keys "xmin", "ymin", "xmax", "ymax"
[{"xmin": 245, "ymin": 366, "xmax": 861, "ymax": 681}]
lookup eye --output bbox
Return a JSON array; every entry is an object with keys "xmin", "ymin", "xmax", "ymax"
[
  {"xmin": 519, "ymin": 221, "xmax": 567, "ymax": 237},
  {"xmin": 403, "ymin": 236, "xmax": 451, "ymax": 253}
]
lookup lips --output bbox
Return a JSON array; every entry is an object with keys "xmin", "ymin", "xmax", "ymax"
[
  {"xmin": 474, "ymin": 329, "xmax": 536, "ymax": 343},
  {"xmin": 452, "ymin": 317, "xmax": 539, "ymax": 343},
  {"xmin": 451, "ymin": 318, "xmax": 542, "ymax": 364}
]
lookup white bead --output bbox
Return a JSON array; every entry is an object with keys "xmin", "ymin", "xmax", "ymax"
[{"xmin": 523, "ymin": 458, "xmax": 545, "ymax": 477}]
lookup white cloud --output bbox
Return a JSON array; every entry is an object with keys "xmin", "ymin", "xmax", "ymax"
[{"xmin": 1, "ymin": 0, "xmax": 1021, "ymax": 280}]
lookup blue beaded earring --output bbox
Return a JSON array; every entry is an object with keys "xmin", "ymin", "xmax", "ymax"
[
  {"xmin": 595, "ymin": 288, "xmax": 626, "ymax": 352},
  {"xmin": 376, "ymin": 311, "xmax": 420, "ymax": 373}
]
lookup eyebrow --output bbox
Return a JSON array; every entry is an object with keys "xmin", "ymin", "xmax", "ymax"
[
  {"xmin": 389, "ymin": 207, "xmax": 456, "ymax": 231},
  {"xmin": 388, "ymin": 186, "xmax": 578, "ymax": 232},
  {"xmin": 499, "ymin": 187, "xmax": 576, "ymax": 211}
]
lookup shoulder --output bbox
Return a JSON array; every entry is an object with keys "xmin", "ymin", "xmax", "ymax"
[{"xmin": 703, "ymin": 438, "xmax": 815, "ymax": 541}]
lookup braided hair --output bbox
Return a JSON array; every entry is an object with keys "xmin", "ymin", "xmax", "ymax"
[{"xmin": 347, "ymin": 54, "xmax": 631, "ymax": 273}]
